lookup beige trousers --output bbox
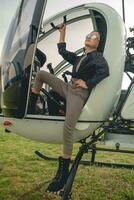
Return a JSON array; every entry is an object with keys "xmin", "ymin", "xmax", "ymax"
[{"xmin": 33, "ymin": 70, "xmax": 89, "ymax": 156}]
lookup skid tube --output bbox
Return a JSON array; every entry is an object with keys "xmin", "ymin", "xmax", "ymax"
[
  {"xmin": 35, "ymin": 127, "xmax": 134, "ymax": 199},
  {"xmin": 35, "ymin": 127, "xmax": 104, "ymax": 199}
]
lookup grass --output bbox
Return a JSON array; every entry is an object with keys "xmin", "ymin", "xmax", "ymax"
[{"xmin": 0, "ymin": 127, "xmax": 134, "ymax": 200}]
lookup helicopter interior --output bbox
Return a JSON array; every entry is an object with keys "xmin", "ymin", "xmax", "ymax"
[{"xmin": 29, "ymin": 9, "xmax": 107, "ymax": 117}]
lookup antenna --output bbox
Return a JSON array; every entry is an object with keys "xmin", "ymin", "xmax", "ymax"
[{"xmin": 122, "ymin": 0, "xmax": 125, "ymax": 23}]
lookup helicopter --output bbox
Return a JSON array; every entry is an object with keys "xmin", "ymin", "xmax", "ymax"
[{"xmin": 0, "ymin": 0, "xmax": 134, "ymax": 199}]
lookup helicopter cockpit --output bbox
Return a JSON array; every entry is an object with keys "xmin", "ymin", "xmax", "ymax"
[
  {"xmin": 31, "ymin": 7, "xmax": 108, "ymax": 117},
  {"xmin": 0, "ymin": 1, "xmax": 126, "ymax": 144}
]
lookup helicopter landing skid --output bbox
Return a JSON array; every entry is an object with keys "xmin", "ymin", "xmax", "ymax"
[
  {"xmin": 36, "ymin": 142, "xmax": 88, "ymax": 200},
  {"xmin": 35, "ymin": 150, "xmax": 58, "ymax": 161},
  {"xmin": 35, "ymin": 126, "xmax": 134, "ymax": 199},
  {"xmin": 35, "ymin": 129, "xmax": 106, "ymax": 200}
]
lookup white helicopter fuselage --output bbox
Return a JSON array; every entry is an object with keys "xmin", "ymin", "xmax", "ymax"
[{"xmin": 0, "ymin": 2, "xmax": 126, "ymax": 144}]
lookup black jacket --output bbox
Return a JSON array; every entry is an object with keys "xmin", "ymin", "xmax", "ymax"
[{"xmin": 57, "ymin": 42, "xmax": 109, "ymax": 91}]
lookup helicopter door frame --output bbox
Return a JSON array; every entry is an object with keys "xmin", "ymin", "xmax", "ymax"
[
  {"xmin": 27, "ymin": 6, "xmax": 107, "ymax": 123},
  {"xmin": 1, "ymin": 0, "xmax": 47, "ymax": 118}
]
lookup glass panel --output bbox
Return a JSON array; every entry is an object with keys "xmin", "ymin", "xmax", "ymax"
[
  {"xmin": 1, "ymin": 0, "xmax": 37, "ymax": 90},
  {"xmin": 11, "ymin": 1, "xmax": 37, "ymax": 49},
  {"xmin": 42, "ymin": 7, "xmax": 91, "ymax": 35},
  {"xmin": 1, "ymin": 0, "xmax": 46, "ymax": 117}
]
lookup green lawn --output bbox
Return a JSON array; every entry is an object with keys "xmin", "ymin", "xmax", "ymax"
[{"xmin": 0, "ymin": 127, "xmax": 134, "ymax": 200}]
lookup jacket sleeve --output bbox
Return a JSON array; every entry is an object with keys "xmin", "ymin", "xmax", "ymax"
[
  {"xmin": 57, "ymin": 42, "xmax": 78, "ymax": 65},
  {"xmin": 86, "ymin": 58, "xmax": 109, "ymax": 90}
]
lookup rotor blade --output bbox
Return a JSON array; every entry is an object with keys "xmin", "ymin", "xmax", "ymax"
[{"xmin": 122, "ymin": 0, "xmax": 125, "ymax": 23}]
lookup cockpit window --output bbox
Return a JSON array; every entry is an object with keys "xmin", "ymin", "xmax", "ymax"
[
  {"xmin": 38, "ymin": 9, "xmax": 94, "ymax": 73},
  {"xmin": 11, "ymin": 1, "xmax": 37, "ymax": 50}
]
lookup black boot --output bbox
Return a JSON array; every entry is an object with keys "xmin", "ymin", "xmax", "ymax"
[
  {"xmin": 27, "ymin": 92, "xmax": 38, "ymax": 114},
  {"xmin": 46, "ymin": 157, "xmax": 70, "ymax": 193}
]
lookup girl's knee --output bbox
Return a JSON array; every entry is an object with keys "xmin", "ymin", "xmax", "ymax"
[{"xmin": 36, "ymin": 70, "xmax": 45, "ymax": 79}]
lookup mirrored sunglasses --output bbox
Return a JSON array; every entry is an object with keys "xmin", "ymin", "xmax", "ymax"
[{"xmin": 86, "ymin": 34, "xmax": 98, "ymax": 40}]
